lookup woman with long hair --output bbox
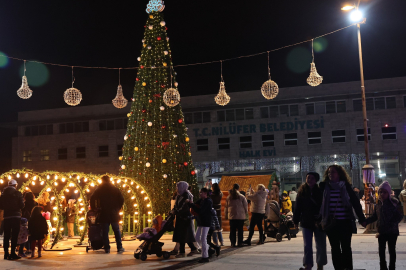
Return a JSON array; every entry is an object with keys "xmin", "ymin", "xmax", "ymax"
[
  {"xmin": 225, "ymin": 184, "xmax": 248, "ymax": 247},
  {"xmin": 37, "ymin": 192, "xmax": 51, "ymax": 213},
  {"xmin": 294, "ymin": 172, "xmax": 327, "ymax": 270},
  {"xmin": 319, "ymin": 165, "xmax": 365, "ymax": 270},
  {"xmin": 22, "ymin": 192, "xmax": 37, "ymax": 220},
  {"xmin": 28, "ymin": 207, "xmax": 48, "ymax": 258},
  {"xmin": 210, "ymin": 183, "xmax": 224, "ymax": 246}
]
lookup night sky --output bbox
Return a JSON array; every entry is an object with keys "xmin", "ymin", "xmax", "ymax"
[{"xmin": 0, "ymin": 0, "xmax": 405, "ymax": 172}]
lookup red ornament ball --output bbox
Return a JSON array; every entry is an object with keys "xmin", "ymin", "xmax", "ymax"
[
  {"xmin": 149, "ymin": 99, "xmax": 152, "ymax": 103},
  {"xmin": 142, "ymin": 109, "xmax": 146, "ymax": 113},
  {"xmin": 134, "ymin": 121, "xmax": 137, "ymax": 123},
  {"xmin": 136, "ymin": 78, "xmax": 139, "ymax": 81},
  {"xmin": 140, "ymin": 65, "xmax": 144, "ymax": 69},
  {"xmin": 174, "ymin": 162, "xmax": 176, "ymax": 164},
  {"xmin": 157, "ymin": 37, "xmax": 161, "ymax": 41},
  {"xmin": 139, "ymin": 173, "xmax": 142, "ymax": 175},
  {"xmin": 161, "ymin": 85, "xmax": 165, "ymax": 88},
  {"xmin": 191, "ymin": 171, "xmax": 196, "ymax": 175},
  {"xmin": 178, "ymin": 119, "xmax": 183, "ymax": 124},
  {"xmin": 162, "ymin": 125, "xmax": 166, "ymax": 129},
  {"xmin": 183, "ymin": 162, "xmax": 188, "ymax": 166}
]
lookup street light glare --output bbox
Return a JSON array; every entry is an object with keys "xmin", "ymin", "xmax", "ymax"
[
  {"xmin": 341, "ymin": 5, "xmax": 355, "ymax": 11},
  {"xmin": 350, "ymin": 10, "xmax": 363, "ymax": 22}
]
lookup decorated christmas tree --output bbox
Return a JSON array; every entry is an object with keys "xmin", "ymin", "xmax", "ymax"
[{"xmin": 119, "ymin": 0, "xmax": 198, "ymax": 215}]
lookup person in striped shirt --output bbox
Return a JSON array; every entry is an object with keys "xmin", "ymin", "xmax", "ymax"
[{"xmin": 319, "ymin": 165, "xmax": 365, "ymax": 270}]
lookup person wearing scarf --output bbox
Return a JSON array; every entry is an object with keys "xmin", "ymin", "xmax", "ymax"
[
  {"xmin": 319, "ymin": 165, "xmax": 365, "ymax": 270},
  {"xmin": 172, "ymin": 181, "xmax": 198, "ymax": 257}
]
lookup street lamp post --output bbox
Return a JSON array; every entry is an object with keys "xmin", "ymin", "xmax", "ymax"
[{"xmin": 342, "ymin": 2, "xmax": 376, "ymax": 233}]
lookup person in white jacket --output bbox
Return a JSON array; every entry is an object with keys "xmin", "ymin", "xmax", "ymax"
[{"xmin": 242, "ymin": 184, "xmax": 268, "ymax": 245}]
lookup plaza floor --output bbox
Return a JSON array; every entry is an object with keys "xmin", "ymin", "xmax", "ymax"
[{"xmin": 1, "ymin": 223, "xmax": 406, "ymax": 269}]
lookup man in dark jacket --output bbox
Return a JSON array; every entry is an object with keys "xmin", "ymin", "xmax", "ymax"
[
  {"xmin": 90, "ymin": 175, "xmax": 125, "ymax": 254},
  {"xmin": 0, "ymin": 179, "xmax": 24, "ymax": 260}
]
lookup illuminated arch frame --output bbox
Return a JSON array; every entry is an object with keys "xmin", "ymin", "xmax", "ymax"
[{"xmin": 0, "ymin": 169, "xmax": 154, "ymax": 248}]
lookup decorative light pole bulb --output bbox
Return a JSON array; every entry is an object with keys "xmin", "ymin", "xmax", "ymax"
[
  {"xmin": 147, "ymin": 122, "xmax": 153, "ymax": 126},
  {"xmin": 64, "ymin": 88, "xmax": 82, "ymax": 106},
  {"xmin": 163, "ymin": 88, "xmax": 180, "ymax": 107},
  {"xmin": 261, "ymin": 79, "xmax": 279, "ymax": 100},
  {"xmin": 215, "ymin": 81, "xmax": 230, "ymax": 106},
  {"xmin": 17, "ymin": 76, "xmax": 33, "ymax": 99},
  {"xmin": 112, "ymin": 85, "xmax": 128, "ymax": 109},
  {"xmin": 307, "ymin": 62, "xmax": 323, "ymax": 87}
]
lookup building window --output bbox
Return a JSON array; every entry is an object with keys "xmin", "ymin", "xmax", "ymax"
[
  {"xmin": 374, "ymin": 97, "xmax": 385, "ymax": 110},
  {"xmin": 202, "ymin": 112, "xmax": 211, "ymax": 123},
  {"xmin": 23, "ymin": 151, "xmax": 32, "ymax": 162},
  {"xmin": 269, "ymin": 106, "xmax": 279, "ymax": 118},
  {"xmin": 217, "ymin": 111, "xmax": 225, "ymax": 122},
  {"xmin": 66, "ymin": 123, "xmax": 74, "ymax": 133},
  {"xmin": 315, "ymin": 102, "xmax": 325, "ymax": 114},
  {"xmin": 25, "ymin": 125, "xmax": 53, "ymax": 136},
  {"xmin": 382, "ymin": 126, "xmax": 397, "ymax": 140},
  {"xmin": 245, "ymin": 108, "xmax": 254, "ymax": 119},
  {"xmin": 58, "ymin": 148, "xmax": 68, "ymax": 160},
  {"xmin": 197, "ymin": 139, "xmax": 209, "ymax": 151},
  {"xmin": 185, "ymin": 112, "xmax": 210, "ymax": 124},
  {"xmin": 76, "ymin": 147, "xmax": 86, "ymax": 159},
  {"xmin": 260, "ymin": 107, "xmax": 269, "ymax": 118},
  {"xmin": 308, "ymin": 132, "xmax": 322, "ymax": 144},
  {"xmin": 218, "ymin": 138, "xmax": 230, "ymax": 150},
  {"xmin": 289, "ymin": 105, "xmax": 299, "ymax": 116},
  {"xmin": 235, "ymin": 109, "xmax": 244, "ymax": 120},
  {"xmin": 326, "ymin": 101, "xmax": 346, "ymax": 114},
  {"xmin": 337, "ymin": 101, "xmax": 346, "ymax": 113},
  {"xmin": 117, "ymin": 144, "xmax": 123, "ymax": 156},
  {"xmin": 40, "ymin": 150, "xmax": 50, "ymax": 161},
  {"xmin": 332, "ymin": 130, "xmax": 346, "ymax": 143},
  {"xmin": 305, "ymin": 103, "xmax": 315, "ymax": 115},
  {"xmin": 356, "ymin": 128, "xmax": 371, "ymax": 142},
  {"xmin": 60, "ymin": 122, "xmax": 89, "ymax": 133},
  {"xmin": 262, "ymin": 135, "xmax": 274, "ymax": 147},
  {"xmin": 226, "ymin": 110, "xmax": 235, "ymax": 121},
  {"xmin": 284, "ymin": 133, "xmax": 298, "ymax": 146},
  {"xmin": 99, "ymin": 119, "xmax": 127, "ymax": 131},
  {"xmin": 279, "ymin": 105, "xmax": 289, "ymax": 117},
  {"xmin": 240, "ymin": 136, "xmax": 252, "ymax": 148},
  {"xmin": 194, "ymin": 112, "xmax": 203, "ymax": 123},
  {"xmin": 98, "ymin": 146, "xmax": 109, "ymax": 157},
  {"xmin": 353, "ymin": 99, "xmax": 362, "ymax": 111},
  {"xmin": 354, "ymin": 97, "xmax": 395, "ymax": 111},
  {"xmin": 385, "ymin": 97, "xmax": 396, "ymax": 109},
  {"xmin": 185, "ymin": 113, "xmax": 193, "ymax": 124}
]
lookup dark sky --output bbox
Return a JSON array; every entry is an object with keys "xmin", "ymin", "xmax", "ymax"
[{"xmin": 0, "ymin": 0, "xmax": 405, "ymax": 171}]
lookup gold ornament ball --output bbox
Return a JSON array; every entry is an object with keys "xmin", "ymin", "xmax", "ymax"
[
  {"xmin": 188, "ymin": 152, "xmax": 191, "ymax": 156},
  {"xmin": 163, "ymin": 62, "xmax": 167, "ymax": 67},
  {"xmin": 127, "ymin": 113, "xmax": 131, "ymax": 117},
  {"xmin": 162, "ymin": 159, "xmax": 167, "ymax": 164},
  {"xmin": 142, "ymin": 82, "xmax": 147, "ymax": 86},
  {"xmin": 121, "ymin": 165, "xmax": 126, "ymax": 169},
  {"xmin": 143, "ymin": 44, "xmax": 147, "ymax": 48},
  {"xmin": 134, "ymin": 147, "xmax": 139, "ymax": 151},
  {"xmin": 261, "ymin": 79, "xmax": 279, "ymax": 100},
  {"xmin": 149, "ymin": 15, "xmax": 154, "ymax": 19},
  {"xmin": 119, "ymin": 156, "xmax": 123, "ymax": 161},
  {"xmin": 185, "ymin": 137, "xmax": 190, "ymax": 142}
]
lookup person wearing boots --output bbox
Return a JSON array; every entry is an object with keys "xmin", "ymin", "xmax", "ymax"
[
  {"xmin": 398, "ymin": 180, "xmax": 406, "ymax": 223},
  {"xmin": 243, "ymin": 184, "xmax": 267, "ymax": 245},
  {"xmin": 0, "ymin": 179, "xmax": 25, "ymax": 260}
]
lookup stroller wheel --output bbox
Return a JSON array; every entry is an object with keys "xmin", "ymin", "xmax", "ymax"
[
  {"xmin": 134, "ymin": 253, "xmax": 140, "ymax": 259},
  {"xmin": 140, "ymin": 253, "xmax": 147, "ymax": 261},
  {"xmin": 156, "ymin": 252, "xmax": 162, "ymax": 258},
  {"xmin": 276, "ymin": 233, "xmax": 283, "ymax": 242},
  {"xmin": 163, "ymin": 252, "xmax": 171, "ymax": 260},
  {"xmin": 86, "ymin": 247, "xmax": 89, "ymax": 253}
]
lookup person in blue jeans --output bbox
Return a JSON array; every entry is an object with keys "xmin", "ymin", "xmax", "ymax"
[
  {"xmin": 90, "ymin": 175, "xmax": 125, "ymax": 254},
  {"xmin": 294, "ymin": 172, "xmax": 327, "ymax": 270}
]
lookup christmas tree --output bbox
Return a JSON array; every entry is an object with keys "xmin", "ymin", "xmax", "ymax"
[{"xmin": 119, "ymin": 0, "xmax": 198, "ymax": 215}]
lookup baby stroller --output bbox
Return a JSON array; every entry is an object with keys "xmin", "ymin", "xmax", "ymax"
[
  {"xmin": 264, "ymin": 200, "xmax": 292, "ymax": 242},
  {"xmin": 85, "ymin": 209, "xmax": 104, "ymax": 252},
  {"xmin": 134, "ymin": 213, "xmax": 175, "ymax": 261},
  {"xmin": 283, "ymin": 211, "xmax": 299, "ymax": 238}
]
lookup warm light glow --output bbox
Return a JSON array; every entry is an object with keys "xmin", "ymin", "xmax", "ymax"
[
  {"xmin": 74, "ymin": 190, "xmax": 78, "ymax": 193},
  {"xmin": 91, "ymin": 183, "xmax": 95, "ymax": 187},
  {"xmin": 134, "ymin": 212, "xmax": 139, "ymax": 215},
  {"xmin": 60, "ymin": 227, "xmax": 64, "ymax": 231},
  {"xmin": 61, "ymin": 196, "xmax": 65, "ymax": 199},
  {"xmin": 54, "ymin": 182, "xmax": 58, "ymax": 186},
  {"xmin": 124, "ymin": 179, "xmax": 127, "ymax": 183},
  {"xmin": 66, "ymin": 189, "xmax": 70, "ymax": 192},
  {"xmin": 53, "ymin": 207, "xmax": 57, "ymax": 210},
  {"xmin": 341, "ymin": 5, "xmax": 355, "ymax": 11},
  {"xmin": 80, "ymin": 226, "xmax": 84, "ymax": 230},
  {"xmin": 147, "ymin": 219, "xmax": 151, "ymax": 222},
  {"xmin": 40, "ymin": 181, "xmax": 44, "ymax": 185},
  {"xmin": 134, "ymin": 220, "xmax": 138, "ymax": 223},
  {"xmin": 25, "ymin": 173, "xmax": 28, "ymax": 178},
  {"xmin": 84, "ymin": 178, "xmax": 88, "ymax": 182},
  {"xmin": 25, "ymin": 187, "xmax": 29, "ymax": 190},
  {"xmin": 46, "ymin": 188, "xmax": 51, "ymax": 192},
  {"xmin": 55, "ymin": 175, "xmax": 58, "ymax": 179},
  {"xmin": 384, "ymin": 124, "xmax": 389, "ymax": 127},
  {"xmin": 81, "ymin": 207, "xmax": 85, "ymax": 211},
  {"xmin": 127, "ymin": 190, "xmax": 131, "ymax": 193},
  {"xmin": 51, "ymin": 196, "xmax": 55, "ymax": 200},
  {"xmin": 32, "ymin": 181, "xmax": 35, "ymax": 186},
  {"xmin": 69, "ymin": 183, "xmax": 74, "ymax": 187},
  {"xmin": 131, "ymin": 182, "xmax": 134, "ymax": 185},
  {"xmin": 77, "ymin": 176, "xmax": 80, "ymax": 180},
  {"xmin": 78, "ymin": 198, "xmax": 83, "ymax": 202},
  {"xmin": 145, "ymin": 197, "xmax": 148, "ymax": 201},
  {"xmin": 136, "ymin": 185, "xmax": 139, "ymax": 189},
  {"xmin": 53, "ymin": 217, "xmax": 58, "ymax": 220},
  {"xmin": 17, "ymin": 173, "xmax": 20, "ymax": 178},
  {"xmin": 8, "ymin": 175, "xmax": 11, "ymax": 180},
  {"xmin": 86, "ymin": 189, "xmax": 90, "ymax": 193},
  {"xmin": 110, "ymin": 177, "xmax": 113, "ymax": 181},
  {"xmin": 134, "ymin": 203, "xmax": 138, "ymax": 207},
  {"xmin": 141, "ymin": 190, "xmax": 144, "ymax": 194},
  {"xmin": 122, "ymin": 184, "xmax": 126, "ymax": 187},
  {"xmin": 147, "ymin": 204, "xmax": 151, "ymax": 207},
  {"xmin": 148, "ymin": 211, "xmax": 152, "ymax": 215},
  {"xmin": 79, "ymin": 217, "xmax": 85, "ymax": 221},
  {"xmin": 33, "ymin": 176, "xmax": 37, "ymax": 180},
  {"xmin": 131, "ymin": 196, "xmax": 135, "ymax": 200},
  {"xmin": 117, "ymin": 179, "xmax": 121, "ymax": 183},
  {"xmin": 119, "ymin": 212, "xmax": 123, "ymax": 215},
  {"xmin": 350, "ymin": 10, "xmax": 363, "ymax": 22},
  {"xmin": 52, "ymin": 228, "xmax": 56, "ymax": 232},
  {"xmin": 47, "ymin": 175, "xmax": 50, "ymax": 179},
  {"xmin": 62, "ymin": 177, "xmax": 66, "ymax": 182},
  {"xmin": 0, "ymin": 179, "xmax": 3, "ymax": 184},
  {"xmin": 119, "ymin": 221, "xmax": 123, "ymax": 224}
]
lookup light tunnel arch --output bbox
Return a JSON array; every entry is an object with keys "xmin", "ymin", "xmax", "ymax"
[{"xmin": 0, "ymin": 169, "xmax": 155, "ymax": 248}]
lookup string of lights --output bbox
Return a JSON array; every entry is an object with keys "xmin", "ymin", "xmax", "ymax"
[{"xmin": 0, "ymin": 23, "xmax": 358, "ymax": 71}]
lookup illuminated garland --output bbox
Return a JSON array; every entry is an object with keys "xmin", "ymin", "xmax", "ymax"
[{"xmin": 0, "ymin": 169, "xmax": 154, "ymax": 248}]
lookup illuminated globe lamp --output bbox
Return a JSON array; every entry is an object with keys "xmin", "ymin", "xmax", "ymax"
[
  {"xmin": 163, "ymin": 88, "xmax": 180, "ymax": 107},
  {"xmin": 17, "ymin": 75, "xmax": 33, "ymax": 99},
  {"xmin": 261, "ymin": 79, "xmax": 279, "ymax": 100},
  {"xmin": 112, "ymin": 85, "xmax": 128, "ymax": 109},
  {"xmin": 64, "ymin": 88, "xmax": 82, "ymax": 106},
  {"xmin": 215, "ymin": 81, "xmax": 230, "ymax": 106},
  {"xmin": 307, "ymin": 63, "xmax": 323, "ymax": 87}
]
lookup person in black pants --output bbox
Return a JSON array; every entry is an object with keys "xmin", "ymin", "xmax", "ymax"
[
  {"xmin": 319, "ymin": 165, "xmax": 365, "ymax": 270},
  {"xmin": 243, "ymin": 184, "xmax": 268, "ymax": 245},
  {"xmin": 0, "ymin": 179, "xmax": 24, "ymax": 260},
  {"xmin": 225, "ymin": 184, "xmax": 248, "ymax": 247}
]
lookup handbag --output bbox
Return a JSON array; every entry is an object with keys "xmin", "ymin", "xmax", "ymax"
[{"xmin": 322, "ymin": 197, "xmax": 339, "ymax": 232}]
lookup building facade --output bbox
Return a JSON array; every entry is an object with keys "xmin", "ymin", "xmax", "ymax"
[{"xmin": 12, "ymin": 77, "xmax": 406, "ymax": 190}]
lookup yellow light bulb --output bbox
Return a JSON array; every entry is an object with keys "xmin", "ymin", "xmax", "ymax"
[
  {"xmin": 17, "ymin": 173, "xmax": 20, "ymax": 178},
  {"xmin": 25, "ymin": 173, "xmax": 28, "ymax": 178}
]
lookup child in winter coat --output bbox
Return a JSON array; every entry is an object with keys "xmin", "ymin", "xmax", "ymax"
[
  {"xmin": 206, "ymin": 208, "xmax": 221, "ymax": 257},
  {"xmin": 66, "ymin": 199, "xmax": 76, "ymax": 237},
  {"xmin": 28, "ymin": 207, "xmax": 49, "ymax": 258},
  {"xmin": 362, "ymin": 181, "xmax": 404, "ymax": 270},
  {"xmin": 17, "ymin": 218, "xmax": 29, "ymax": 257},
  {"xmin": 281, "ymin": 191, "xmax": 292, "ymax": 214}
]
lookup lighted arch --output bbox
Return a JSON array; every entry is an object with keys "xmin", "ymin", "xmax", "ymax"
[{"xmin": 0, "ymin": 169, "xmax": 155, "ymax": 248}]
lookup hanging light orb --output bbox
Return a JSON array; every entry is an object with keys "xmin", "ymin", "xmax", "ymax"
[
  {"xmin": 17, "ymin": 76, "xmax": 33, "ymax": 99},
  {"xmin": 163, "ymin": 88, "xmax": 180, "ymax": 107},
  {"xmin": 307, "ymin": 62, "xmax": 323, "ymax": 87},
  {"xmin": 214, "ymin": 82, "xmax": 230, "ymax": 106},
  {"xmin": 261, "ymin": 79, "xmax": 279, "ymax": 100},
  {"xmin": 112, "ymin": 85, "xmax": 128, "ymax": 109},
  {"xmin": 64, "ymin": 88, "xmax": 82, "ymax": 106}
]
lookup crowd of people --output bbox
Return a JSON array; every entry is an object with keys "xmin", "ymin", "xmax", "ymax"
[{"xmin": 1, "ymin": 166, "xmax": 406, "ymax": 269}]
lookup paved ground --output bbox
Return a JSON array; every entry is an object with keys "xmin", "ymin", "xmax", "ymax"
[{"xmin": 1, "ymin": 222, "xmax": 406, "ymax": 269}]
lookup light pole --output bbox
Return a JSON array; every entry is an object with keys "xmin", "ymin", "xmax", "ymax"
[{"xmin": 342, "ymin": 2, "xmax": 376, "ymax": 233}]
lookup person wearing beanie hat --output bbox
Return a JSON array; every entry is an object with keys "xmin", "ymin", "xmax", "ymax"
[
  {"xmin": 398, "ymin": 180, "xmax": 406, "ymax": 223},
  {"xmin": 225, "ymin": 183, "xmax": 248, "ymax": 247},
  {"xmin": 0, "ymin": 179, "xmax": 24, "ymax": 260},
  {"xmin": 362, "ymin": 181, "xmax": 404, "ymax": 270}
]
